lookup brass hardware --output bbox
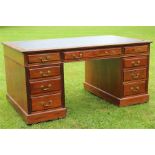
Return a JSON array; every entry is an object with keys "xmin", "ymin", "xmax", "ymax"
[
  {"xmin": 131, "ymin": 72, "xmax": 140, "ymax": 79},
  {"xmin": 130, "ymin": 86, "xmax": 140, "ymax": 92},
  {"xmin": 40, "ymin": 70, "xmax": 51, "ymax": 77},
  {"xmin": 131, "ymin": 60, "xmax": 140, "ymax": 67},
  {"xmin": 41, "ymin": 100, "xmax": 53, "ymax": 107},
  {"xmin": 79, "ymin": 53, "xmax": 83, "ymax": 57},
  {"xmin": 40, "ymin": 84, "xmax": 52, "ymax": 91},
  {"xmin": 40, "ymin": 56, "xmax": 50, "ymax": 63},
  {"xmin": 73, "ymin": 52, "xmax": 83, "ymax": 59},
  {"xmin": 105, "ymin": 51, "xmax": 109, "ymax": 54}
]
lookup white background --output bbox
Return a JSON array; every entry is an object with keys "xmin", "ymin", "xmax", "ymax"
[
  {"xmin": 0, "ymin": 0, "xmax": 155, "ymax": 154},
  {"xmin": 0, "ymin": 0, "xmax": 155, "ymax": 25}
]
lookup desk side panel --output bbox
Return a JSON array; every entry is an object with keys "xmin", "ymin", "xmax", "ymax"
[
  {"xmin": 84, "ymin": 58, "xmax": 123, "ymax": 98},
  {"xmin": 4, "ymin": 46, "xmax": 28, "ymax": 113}
]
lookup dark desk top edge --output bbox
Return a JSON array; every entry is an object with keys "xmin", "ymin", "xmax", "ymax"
[{"xmin": 2, "ymin": 35, "xmax": 152, "ymax": 53}]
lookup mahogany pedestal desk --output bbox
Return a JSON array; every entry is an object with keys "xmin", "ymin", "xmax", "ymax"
[{"xmin": 3, "ymin": 36, "xmax": 151, "ymax": 124}]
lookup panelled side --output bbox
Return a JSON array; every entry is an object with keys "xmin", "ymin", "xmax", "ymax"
[
  {"xmin": 4, "ymin": 45, "xmax": 28, "ymax": 113},
  {"xmin": 84, "ymin": 58, "xmax": 123, "ymax": 98}
]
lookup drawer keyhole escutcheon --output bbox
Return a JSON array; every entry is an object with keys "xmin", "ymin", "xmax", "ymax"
[
  {"xmin": 73, "ymin": 52, "xmax": 83, "ymax": 59},
  {"xmin": 131, "ymin": 60, "xmax": 140, "ymax": 67},
  {"xmin": 130, "ymin": 86, "xmax": 140, "ymax": 92},
  {"xmin": 40, "ymin": 84, "xmax": 52, "ymax": 91},
  {"xmin": 40, "ymin": 70, "xmax": 51, "ymax": 77},
  {"xmin": 41, "ymin": 100, "xmax": 53, "ymax": 107},
  {"xmin": 40, "ymin": 56, "xmax": 50, "ymax": 63},
  {"xmin": 131, "ymin": 72, "xmax": 140, "ymax": 79}
]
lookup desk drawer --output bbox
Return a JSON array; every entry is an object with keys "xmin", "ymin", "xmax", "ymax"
[
  {"xmin": 64, "ymin": 48, "xmax": 121, "ymax": 61},
  {"xmin": 31, "ymin": 93, "xmax": 62, "ymax": 112},
  {"xmin": 64, "ymin": 51, "xmax": 84, "ymax": 61},
  {"xmin": 124, "ymin": 45, "xmax": 148, "ymax": 54},
  {"xmin": 29, "ymin": 65, "xmax": 60, "ymax": 79},
  {"xmin": 123, "ymin": 81, "xmax": 146, "ymax": 97},
  {"xmin": 30, "ymin": 78, "xmax": 61, "ymax": 95},
  {"xmin": 84, "ymin": 48, "xmax": 121, "ymax": 58},
  {"xmin": 124, "ymin": 68, "xmax": 147, "ymax": 81},
  {"xmin": 123, "ymin": 56, "xmax": 148, "ymax": 68},
  {"xmin": 27, "ymin": 53, "xmax": 60, "ymax": 64}
]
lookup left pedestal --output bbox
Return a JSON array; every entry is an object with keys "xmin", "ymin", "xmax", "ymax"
[{"xmin": 4, "ymin": 45, "xmax": 66, "ymax": 124}]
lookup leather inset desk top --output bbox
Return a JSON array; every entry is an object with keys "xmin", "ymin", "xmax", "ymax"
[{"xmin": 3, "ymin": 35, "xmax": 151, "ymax": 52}]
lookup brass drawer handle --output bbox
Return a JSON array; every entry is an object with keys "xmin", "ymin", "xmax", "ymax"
[
  {"xmin": 99, "ymin": 51, "xmax": 109, "ymax": 56},
  {"xmin": 73, "ymin": 53, "xmax": 83, "ymax": 59},
  {"xmin": 40, "ymin": 84, "xmax": 52, "ymax": 91},
  {"xmin": 41, "ymin": 100, "xmax": 53, "ymax": 107},
  {"xmin": 131, "ymin": 72, "xmax": 140, "ymax": 79},
  {"xmin": 131, "ymin": 60, "xmax": 140, "ymax": 67},
  {"xmin": 130, "ymin": 86, "xmax": 140, "ymax": 92},
  {"xmin": 40, "ymin": 56, "xmax": 50, "ymax": 63},
  {"xmin": 105, "ymin": 51, "xmax": 109, "ymax": 54},
  {"xmin": 40, "ymin": 70, "xmax": 51, "ymax": 77}
]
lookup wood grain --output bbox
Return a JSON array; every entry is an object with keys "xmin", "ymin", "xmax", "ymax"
[
  {"xmin": 85, "ymin": 58, "xmax": 123, "ymax": 97},
  {"xmin": 28, "ymin": 65, "xmax": 60, "ymax": 79},
  {"xmin": 123, "ymin": 81, "xmax": 146, "ymax": 97},
  {"xmin": 84, "ymin": 82, "xmax": 149, "ymax": 106},
  {"xmin": 2, "ymin": 36, "xmax": 151, "ymax": 52},
  {"xmin": 3, "ymin": 36, "xmax": 151, "ymax": 124},
  {"xmin": 29, "ymin": 78, "xmax": 61, "ymax": 95},
  {"xmin": 123, "ymin": 68, "xmax": 147, "ymax": 81},
  {"xmin": 64, "ymin": 47, "xmax": 121, "ymax": 62},
  {"xmin": 27, "ymin": 52, "xmax": 60, "ymax": 64},
  {"xmin": 123, "ymin": 56, "xmax": 148, "ymax": 68},
  {"xmin": 31, "ymin": 93, "xmax": 62, "ymax": 112},
  {"xmin": 7, "ymin": 94, "xmax": 66, "ymax": 124},
  {"xmin": 4, "ymin": 46, "xmax": 28, "ymax": 113},
  {"xmin": 124, "ymin": 45, "xmax": 148, "ymax": 54}
]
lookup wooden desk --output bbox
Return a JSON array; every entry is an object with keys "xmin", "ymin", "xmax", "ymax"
[{"xmin": 3, "ymin": 36, "xmax": 151, "ymax": 124}]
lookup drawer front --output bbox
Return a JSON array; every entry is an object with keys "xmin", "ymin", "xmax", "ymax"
[
  {"xmin": 123, "ymin": 81, "xmax": 146, "ymax": 97},
  {"xmin": 30, "ymin": 78, "xmax": 61, "ymax": 95},
  {"xmin": 124, "ymin": 68, "xmax": 147, "ymax": 81},
  {"xmin": 31, "ymin": 93, "xmax": 62, "ymax": 112},
  {"xmin": 29, "ymin": 65, "xmax": 60, "ymax": 79},
  {"xmin": 124, "ymin": 45, "xmax": 148, "ymax": 54},
  {"xmin": 27, "ymin": 53, "xmax": 60, "ymax": 64},
  {"xmin": 64, "ymin": 51, "xmax": 84, "ymax": 61},
  {"xmin": 84, "ymin": 48, "xmax": 121, "ymax": 58},
  {"xmin": 64, "ymin": 48, "xmax": 121, "ymax": 61},
  {"xmin": 123, "ymin": 56, "xmax": 148, "ymax": 68}
]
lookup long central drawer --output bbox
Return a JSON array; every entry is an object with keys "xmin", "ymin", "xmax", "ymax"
[{"xmin": 64, "ymin": 47, "xmax": 122, "ymax": 61}]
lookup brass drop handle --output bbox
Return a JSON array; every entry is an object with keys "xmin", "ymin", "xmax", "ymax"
[
  {"xmin": 131, "ymin": 60, "xmax": 140, "ymax": 67},
  {"xmin": 130, "ymin": 86, "xmax": 140, "ymax": 92},
  {"xmin": 41, "ymin": 100, "xmax": 53, "ymax": 107},
  {"xmin": 99, "ymin": 51, "xmax": 109, "ymax": 56},
  {"xmin": 40, "ymin": 56, "xmax": 50, "ymax": 63},
  {"xmin": 73, "ymin": 53, "xmax": 83, "ymax": 59},
  {"xmin": 40, "ymin": 70, "xmax": 51, "ymax": 77},
  {"xmin": 131, "ymin": 72, "xmax": 140, "ymax": 79},
  {"xmin": 105, "ymin": 51, "xmax": 109, "ymax": 54},
  {"xmin": 40, "ymin": 84, "xmax": 52, "ymax": 91}
]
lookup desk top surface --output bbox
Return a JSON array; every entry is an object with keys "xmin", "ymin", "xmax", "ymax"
[{"xmin": 3, "ymin": 35, "xmax": 151, "ymax": 52}]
